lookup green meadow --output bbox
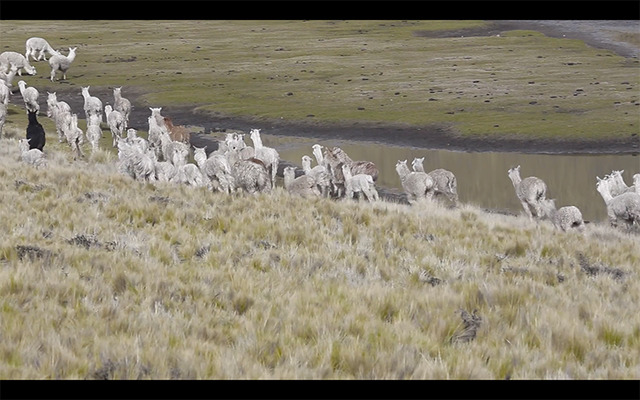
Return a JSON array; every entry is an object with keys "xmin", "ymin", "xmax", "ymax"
[{"xmin": 2, "ymin": 20, "xmax": 638, "ymax": 141}]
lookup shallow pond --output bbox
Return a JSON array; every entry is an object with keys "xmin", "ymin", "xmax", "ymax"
[{"xmin": 271, "ymin": 135, "xmax": 639, "ymax": 223}]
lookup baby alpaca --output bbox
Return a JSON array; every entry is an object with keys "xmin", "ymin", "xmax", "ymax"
[
  {"xmin": 301, "ymin": 155, "xmax": 331, "ymax": 197},
  {"xmin": 395, "ymin": 160, "xmax": 434, "ymax": 204},
  {"xmin": 596, "ymin": 177, "xmax": 640, "ymax": 229},
  {"xmin": 113, "ymin": 87, "xmax": 132, "ymax": 126},
  {"xmin": 507, "ymin": 165, "xmax": 547, "ymax": 219},
  {"xmin": 81, "ymin": 86, "xmax": 103, "ymax": 122},
  {"xmin": 412, "ymin": 156, "xmax": 458, "ymax": 206},
  {"xmin": 105, "ymin": 105, "xmax": 125, "ymax": 148},
  {"xmin": 85, "ymin": 114, "xmax": 102, "ymax": 153},
  {"xmin": 250, "ymin": 128, "xmax": 279, "ymax": 188},
  {"xmin": 342, "ymin": 163, "xmax": 379, "ymax": 202},
  {"xmin": 539, "ymin": 199, "xmax": 585, "ymax": 232},
  {"xmin": 283, "ymin": 166, "xmax": 321, "ymax": 198},
  {"xmin": 18, "ymin": 138, "xmax": 47, "ymax": 168},
  {"xmin": 18, "ymin": 80, "xmax": 39, "ymax": 113},
  {"xmin": 46, "ymin": 92, "xmax": 71, "ymax": 143}
]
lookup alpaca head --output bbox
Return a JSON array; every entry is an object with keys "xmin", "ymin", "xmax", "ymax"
[
  {"xmin": 105, "ymin": 104, "xmax": 113, "ymax": 115},
  {"xmin": 81, "ymin": 86, "xmax": 90, "ymax": 97},
  {"xmin": 302, "ymin": 155, "xmax": 312, "ymax": 166},
  {"xmin": 127, "ymin": 128, "xmax": 137, "ymax": 139},
  {"xmin": 395, "ymin": 159, "xmax": 409, "ymax": 174},
  {"xmin": 249, "ymin": 128, "xmax": 261, "ymax": 141},
  {"xmin": 507, "ymin": 165, "xmax": 521, "ymax": 181},
  {"xmin": 411, "ymin": 157, "xmax": 424, "ymax": 171},
  {"xmin": 193, "ymin": 145, "xmax": 206, "ymax": 159},
  {"xmin": 24, "ymin": 64, "xmax": 36, "ymax": 76}
]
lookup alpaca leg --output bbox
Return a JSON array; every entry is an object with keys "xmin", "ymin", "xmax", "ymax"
[
  {"xmin": 371, "ymin": 187, "xmax": 379, "ymax": 201},
  {"xmin": 345, "ymin": 188, "xmax": 353, "ymax": 200},
  {"xmin": 50, "ymin": 69, "xmax": 56, "ymax": 82},
  {"xmin": 521, "ymin": 201, "xmax": 533, "ymax": 219}
]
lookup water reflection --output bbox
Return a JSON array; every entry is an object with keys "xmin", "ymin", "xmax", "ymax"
[{"xmin": 273, "ymin": 135, "xmax": 639, "ymax": 223}]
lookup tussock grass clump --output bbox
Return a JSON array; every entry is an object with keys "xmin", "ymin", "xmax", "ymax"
[{"xmin": 1, "ymin": 135, "xmax": 639, "ymax": 379}]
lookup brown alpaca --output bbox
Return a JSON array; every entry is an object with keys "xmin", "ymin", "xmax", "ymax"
[
  {"xmin": 163, "ymin": 116, "xmax": 191, "ymax": 144},
  {"xmin": 330, "ymin": 147, "xmax": 379, "ymax": 182}
]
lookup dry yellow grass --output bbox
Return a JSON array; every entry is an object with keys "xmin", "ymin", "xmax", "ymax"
[{"xmin": 1, "ymin": 121, "xmax": 639, "ymax": 380}]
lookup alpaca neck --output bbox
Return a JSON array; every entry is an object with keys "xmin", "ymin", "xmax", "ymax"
[
  {"xmin": 342, "ymin": 167, "xmax": 352, "ymax": 180},
  {"xmin": 301, "ymin": 158, "xmax": 311, "ymax": 173},
  {"xmin": 313, "ymin": 148, "xmax": 324, "ymax": 166},
  {"xmin": 251, "ymin": 134, "xmax": 263, "ymax": 149},
  {"xmin": 396, "ymin": 164, "xmax": 410, "ymax": 179},
  {"xmin": 597, "ymin": 186, "xmax": 613, "ymax": 204},
  {"xmin": 194, "ymin": 152, "xmax": 206, "ymax": 168},
  {"xmin": 508, "ymin": 173, "xmax": 521, "ymax": 188}
]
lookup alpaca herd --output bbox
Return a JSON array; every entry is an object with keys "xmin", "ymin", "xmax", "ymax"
[{"xmin": 2, "ymin": 35, "xmax": 639, "ymax": 234}]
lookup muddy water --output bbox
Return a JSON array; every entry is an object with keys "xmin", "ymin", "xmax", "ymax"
[{"xmin": 271, "ymin": 135, "xmax": 639, "ymax": 223}]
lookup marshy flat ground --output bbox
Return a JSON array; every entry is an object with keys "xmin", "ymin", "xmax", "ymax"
[{"xmin": 1, "ymin": 20, "xmax": 639, "ymax": 381}]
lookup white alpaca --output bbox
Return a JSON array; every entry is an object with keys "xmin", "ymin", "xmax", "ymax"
[
  {"xmin": 173, "ymin": 163, "xmax": 207, "ymax": 187},
  {"xmin": 395, "ymin": 160, "xmax": 434, "ymax": 204},
  {"xmin": 283, "ymin": 166, "xmax": 321, "ymax": 198},
  {"xmin": 225, "ymin": 132, "xmax": 255, "ymax": 160},
  {"xmin": 0, "ymin": 64, "xmax": 19, "ymax": 90},
  {"xmin": 596, "ymin": 176, "xmax": 640, "ymax": 229},
  {"xmin": 85, "ymin": 114, "xmax": 102, "ymax": 153},
  {"xmin": 25, "ymin": 37, "xmax": 59, "ymax": 61},
  {"xmin": 301, "ymin": 155, "xmax": 331, "ymax": 197},
  {"xmin": 507, "ymin": 165, "xmax": 547, "ymax": 219},
  {"xmin": 607, "ymin": 170, "xmax": 635, "ymax": 197},
  {"xmin": 539, "ymin": 199, "xmax": 585, "ymax": 232},
  {"xmin": 226, "ymin": 148, "xmax": 271, "ymax": 194},
  {"xmin": 46, "ymin": 92, "xmax": 71, "ymax": 143},
  {"xmin": 193, "ymin": 146, "xmax": 235, "ymax": 194},
  {"xmin": 18, "ymin": 138, "xmax": 47, "ymax": 168},
  {"xmin": 412, "ymin": 157, "xmax": 458, "ymax": 206},
  {"xmin": 0, "ymin": 51, "xmax": 36, "ymax": 76},
  {"xmin": 634, "ymin": 174, "xmax": 640, "ymax": 195},
  {"xmin": 154, "ymin": 160, "xmax": 178, "ymax": 183},
  {"xmin": 105, "ymin": 105, "xmax": 125, "ymax": 148},
  {"xmin": 117, "ymin": 140, "xmax": 156, "ymax": 182},
  {"xmin": 169, "ymin": 140, "xmax": 190, "ymax": 168},
  {"xmin": 48, "ymin": 47, "xmax": 77, "ymax": 81},
  {"xmin": 249, "ymin": 128, "xmax": 279, "ymax": 187},
  {"xmin": 113, "ymin": 87, "xmax": 131, "ymax": 126},
  {"xmin": 342, "ymin": 164, "xmax": 379, "ymax": 202},
  {"xmin": 147, "ymin": 108, "xmax": 169, "ymax": 159},
  {"xmin": 125, "ymin": 128, "xmax": 149, "ymax": 153},
  {"xmin": 17, "ymin": 80, "xmax": 39, "ymax": 114},
  {"xmin": 81, "ymin": 86, "xmax": 103, "ymax": 122},
  {"xmin": 62, "ymin": 113, "xmax": 85, "ymax": 159}
]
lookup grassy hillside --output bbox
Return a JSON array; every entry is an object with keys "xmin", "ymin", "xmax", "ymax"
[
  {"xmin": 1, "ymin": 125, "xmax": 639, "ymax": 379},
  {"xmin": 2, "ymin": 20, "xmax": 638, "ymax": 141}
]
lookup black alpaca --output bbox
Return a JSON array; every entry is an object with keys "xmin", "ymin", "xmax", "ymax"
[{"xmin": 26, "ymin": 110, "xmax": 46, "ymax": 151}]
